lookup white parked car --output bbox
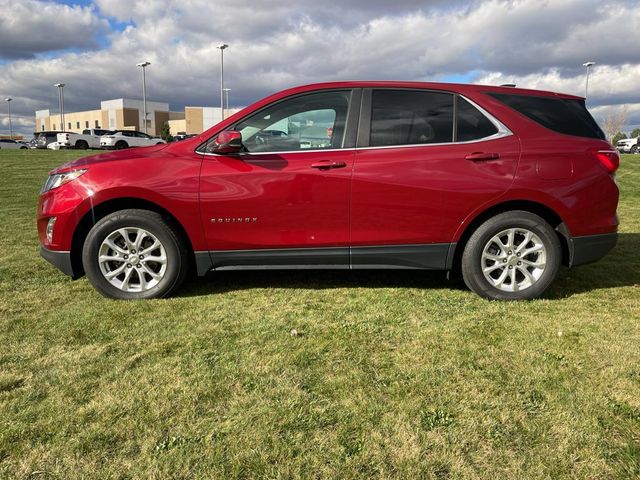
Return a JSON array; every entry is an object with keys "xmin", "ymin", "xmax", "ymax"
[
  {"xmin": 47, "ymin": 141, "xmax": 65, "ymax": 150},
  {"xmin": 616, "ymin": 137, "xmax": 639, "ymax": 154},
  {"xmin": 57, "ymin": 129, "xmax": 113, "ymax": 149},
  {"xmin": 0, "ymin": 139, "xmax": 29, "ymax": 150},
  {"xmin": 100, "ymin": 130, "xmax": 166, "ymax": 150}
]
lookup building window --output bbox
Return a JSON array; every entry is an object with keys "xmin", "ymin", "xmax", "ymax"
[
  {"xmin": 85, "ymin": 121, "xmax": 89, "ymax": 128},
  {"xmin": 42, "ymin": 125, "xmax": 45, "ymax": 131},
  {"xmin": 76, "ymin": 121, "xmax": 80, "ymax": 129},
  {"xmin": 95, "ymin": 120, "xmax": 99, "ymax": 128},
  {"xmin": 53, "ymin": 124, "xmax": 56, "ymax": 130},
  {"xmin": 68, "ymin": 122, "xmax": 71, "ymax": 130}
]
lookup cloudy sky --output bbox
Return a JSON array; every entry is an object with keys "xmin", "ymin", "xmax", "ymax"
[{"xmin": 1, "ymin": 0, "xmax": 640, "ymax": 137}]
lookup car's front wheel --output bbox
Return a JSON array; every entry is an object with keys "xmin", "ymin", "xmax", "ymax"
[
  {"xmin": 461, "ymin": 211, "xmax": 561, "ymax": 300},
  {"xmin": 82, "ymin": 209, "xmax": 188, "ymax": 299},
  {"xmin": 115, "ymin": 141, "xmax": 128, "ymax": 150}
]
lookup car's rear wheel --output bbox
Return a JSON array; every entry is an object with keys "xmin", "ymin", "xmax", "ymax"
[
  {"xmin": 461, "ymin": 211, "xmax": 561, "ymax": 300},
  {"xmin": 75, "ymin": 140, "xmax": 89, "ymax": 149},
  {"xmin": 631, "ymin": 145, "xmax": 638, "ymax": 154},
  {"xmin": 115, "ymin": 141, "xmax": 128, "ymax": 150},
  {"xmin": 82, "ymin": 209, "xmax": 188, "ymax": 299}
]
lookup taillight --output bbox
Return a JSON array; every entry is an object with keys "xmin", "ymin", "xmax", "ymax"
[{"xmin": 593, "ymin": 149, "xmax": 619, "ymax": 174}]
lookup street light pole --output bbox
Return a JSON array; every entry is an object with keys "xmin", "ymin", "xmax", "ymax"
[
  {"xmin": 53, "ymin": 83, "xmax": 65, "ymax": 131},
  {"xmin": 136, "ymin": 61, "xmax": 151, "ymax": 134},
  {"xmin": 216, "ymin": 43, "xmax": 228, "ymax": 120},
  {"xmin": 583, "ymin": 61, "xmax": 595, "ymax": 100},
  {"xmin": 223, "ymin": 88, "xmax": 231, "ymax": 111},
  {"xmin": 5, "ymin": 98, "xmax": 12, "ymax": 139}
]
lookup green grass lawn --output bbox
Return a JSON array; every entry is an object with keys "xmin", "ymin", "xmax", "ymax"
[{"xmin": 0, "ymin": 149, "xmax": 639, "ymax": 479}]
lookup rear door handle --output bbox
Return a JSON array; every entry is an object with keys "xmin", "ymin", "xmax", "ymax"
[
  {"xmin": 311, "ymin": 160, "xmax": 347, "ymax": 169},
  {"xmin": 465, "ymin": 152, "xmax": 500, "ymax": 162}
]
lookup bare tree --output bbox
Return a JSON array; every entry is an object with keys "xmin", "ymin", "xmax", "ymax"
[{"xmin": 601, "ymin": 106, "xmax": 629, "ymax": 143}]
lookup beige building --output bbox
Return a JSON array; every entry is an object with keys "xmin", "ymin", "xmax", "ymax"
[
  {"xmin": 168, "ymin": 106, "xmax": 243, "ymax": 136},
  {"xmin": 35, "ymin": 99, "xmax": 184, "ymax": 137}
]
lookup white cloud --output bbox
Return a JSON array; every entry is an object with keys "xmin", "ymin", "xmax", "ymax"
[{"xmin": 0, "ymin": 0, "xmax": 108, "ymax": 59}]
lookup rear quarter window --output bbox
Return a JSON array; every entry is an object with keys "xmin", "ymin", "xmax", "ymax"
[{"xmin": 488, "ymin": 92, "xmax": 605, "ymax": 140}]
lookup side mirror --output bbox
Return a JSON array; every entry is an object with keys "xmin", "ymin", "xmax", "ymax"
[{"xmin": 210, "ymin": 130, "xmax": 242, "ymax": 154}]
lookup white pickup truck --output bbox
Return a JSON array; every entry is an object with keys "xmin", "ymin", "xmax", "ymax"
[
  {"xmin": 616, "ymin": 136, "xmax": 639, "ymax": 154},
  {"xmin": 56, "ymin": 129, "xmax": 113, "ymax": 149}
]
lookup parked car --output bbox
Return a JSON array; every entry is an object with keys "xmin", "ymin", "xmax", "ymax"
[
  {"xmin": 616, "ymin": 136, "xmax": 639, "ymax": 154},
  {"xmin": 99, "ymin": 130, "xmax": 166, "ymax": 149},
  {"xmin": 36, "ymin": 131, "xmax": 64, "ymax": 149},
  {"xmin": 57, "ymin": 129, "xmax": 113, "ymax": 149},
  {"xmin": 0, "ymin": 139, "xmax": 29, "ymax": 150},
  {"xmin": 38, "ymin": 81, "xmax": 619, "ymax": 300},
  {"xmin": 173, "ymin": 133, "xmax": 197, "ymax": 142},
  {"xmin": 47, "ymin": 141, "xmax": 65, "ymax": 150},
  {"xmin": 25, "ymin": 135, "xmax": 39, "ymax": 149}
]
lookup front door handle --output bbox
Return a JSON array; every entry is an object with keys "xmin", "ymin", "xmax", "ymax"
[
  {"xmin": 465, "ymin": 152, "xmax": 500, "ymax": 162},
  {"xmin": 311, "ymin": 160, "xmax": 347, "ymax": 169}
]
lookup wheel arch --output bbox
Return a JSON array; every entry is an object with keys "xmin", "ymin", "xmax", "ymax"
[
  {"xmin": 69, "ymin": 197, "xmax": 195, "ymax": 278},
  {"xmin": 448, "ymin": 199, "xmax": 572, "ymax": 272}
]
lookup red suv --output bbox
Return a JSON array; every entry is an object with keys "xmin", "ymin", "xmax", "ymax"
[{"xmin": 37, "ymin": 82, "xmax": 619, "ymax": 300}]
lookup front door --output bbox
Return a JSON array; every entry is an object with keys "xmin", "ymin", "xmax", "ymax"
[{"xmin": 199, "ymin": 89, "xmax": 358, "ymax": 268}]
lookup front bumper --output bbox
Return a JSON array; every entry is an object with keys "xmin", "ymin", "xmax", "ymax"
[
  {"xmin": 571, "ymin": 233, "xmax": 618, "ymax": 267},
  {"xmin": 40, "ymin": 246, "xmax": 77, "ymax": 278}
]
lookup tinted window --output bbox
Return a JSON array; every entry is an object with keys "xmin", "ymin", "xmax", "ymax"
[
  {"xmin": 489, "ymin": 93, "xmax": 605, "ymax": 140},
  {"xmin": 234, "ymin": 91, "xmax": 350, "ymax": 153},
  {"xmin": 370, "ymin": 90, "xmax": 453, "ymax": 147},
  {"xmin": 456, "ymin": 97, "xmax": 498, "ymax": 141}
]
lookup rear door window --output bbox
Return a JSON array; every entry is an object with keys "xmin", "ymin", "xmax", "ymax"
[
  {"xmin": 370, "ymin": 90, "xmax": 454, "ymax": 147},
  {"xmin": 488, "ymin": 92, "xmax": 605, "ymax": 139}
]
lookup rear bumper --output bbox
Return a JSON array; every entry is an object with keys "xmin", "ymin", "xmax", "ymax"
[
  {"xmin": 571, "ymin": 233, "xmax": 617, "ymax": 267},
  {"xmin": 40, "ymin": 246, "xmax": 76, "ymax": 278}
]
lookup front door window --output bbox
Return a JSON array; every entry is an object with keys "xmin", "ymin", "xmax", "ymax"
[{"xmin": 234, "ymin": 91, "xmax": 351, "ymax": 153}]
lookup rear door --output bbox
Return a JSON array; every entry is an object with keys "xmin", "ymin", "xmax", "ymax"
[{"xmin": 350, "ymin": 88, "xmax": 520, "ymax": 268}]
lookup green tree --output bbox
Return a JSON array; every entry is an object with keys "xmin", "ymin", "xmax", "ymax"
[
  {"xmin": 160, "ymin": 122, "xmax": 173, "ymax": 142},
  {"xmin": 611, "ymin": 131, "xmax": 627, "ymax": 145},
  {"xmin": 630, "ymin": 128, "xmax": 640, "ymax": 138}
]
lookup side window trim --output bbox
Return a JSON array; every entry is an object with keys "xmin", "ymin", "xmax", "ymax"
[
  {"xmin": 356, "ymin": 88, "xmax": 512, "ymax": 149},
  {"xmin": 197, "ymin": 88, "xmax": 362, "ymax": 155}
]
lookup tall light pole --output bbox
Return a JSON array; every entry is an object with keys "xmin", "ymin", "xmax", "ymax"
[
  {"xmin": 583, "ymin": 61, "xmax": 595, "ymax": 100},
  {"xmin": 223, "ymin": 88, "xmax": 231, "ymax": 111},
  {"xmin": 53, "ymin": 83, "xmax": 65, "ymax": 131},
  {"xmin": 5, "ymin": 98, "xmax": 12, "ymax": 139},
  {"xmin": 136, "ymin": 61, "xmax": 151, "ymax": 134},
  {"xmin": 216, "ymin": 43, "xmax": 228, "ymax": 120}
]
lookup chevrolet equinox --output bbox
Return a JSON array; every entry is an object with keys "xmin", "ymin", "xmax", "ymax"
[{"xmin": 38, "ymin": 82, "xmax": 619, "ymax": 300}]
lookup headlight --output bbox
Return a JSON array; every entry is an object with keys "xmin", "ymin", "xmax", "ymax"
[{"xmin": 41, "ymin": 169, "xmax": 87, "ymax": 193}]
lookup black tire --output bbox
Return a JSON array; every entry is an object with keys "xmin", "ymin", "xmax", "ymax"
[
  {"xmin": 82, "ymin": 209, "xmax": 189, "ymax": 299},
  {"xmin": 461, "ymin": 211, "xmax": 561, "ymax": 301},
  {"xmin": 115, "ymin": 141, "xmax": 128, "ymax": 150},
  {"xmin": 631, "ymin": 145, "xmax": 638, "ymax": 154},
  {"xmin": 75, "ymin": 140, "xmax": 89, "ymax": 150},
  {"xmin": 156, "ymin": 142, "xmax": 163, "ymax": 145}
]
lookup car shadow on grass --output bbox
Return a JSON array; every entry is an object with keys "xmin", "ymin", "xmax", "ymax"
[
  {"xmin": 177, "ymin": 233, "xmax": 640, "ymax": 299},
  {"xmin": 547, "ymin": 232, "xmax": 640, "ymax": 299},
  {"xmin": 179, "ymin": 269, "xmax": 458, "ymax": 297}
]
